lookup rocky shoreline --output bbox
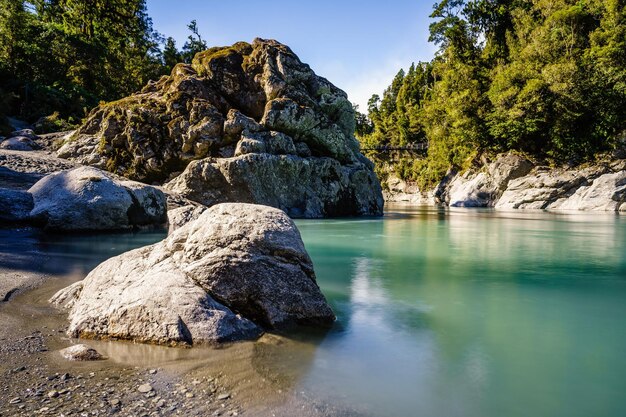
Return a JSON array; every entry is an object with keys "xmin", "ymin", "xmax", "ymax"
[{"xmin": 385, "ymin": 152, "xmax": 626, "ymax": 212}]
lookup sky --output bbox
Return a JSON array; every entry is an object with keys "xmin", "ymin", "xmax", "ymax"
[{"xmin": 146, "ymin": 0, "xmax": 438, "ymax": 111}]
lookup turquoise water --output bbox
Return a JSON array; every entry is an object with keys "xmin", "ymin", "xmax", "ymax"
[
  {"xmin": 2, "ymin": 207, "xmax": 625, "ymax": 417},
  {"xmin": 295, "ymin": 206, "xmax": 626, "ymax": 417}
]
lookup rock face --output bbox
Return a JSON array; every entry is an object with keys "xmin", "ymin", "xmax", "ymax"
[
  {"xmin": 56, "ymin": 38, "xmax": 383, "ymax": 218},
  {"xmin": 29, "ymin": 166, "xmax": 167, "ymax": 231},
  {"xmin": 443, "ymin": 154, "xmax": 534, "ymax": 207},
  {"xmin": 51, "ymin": 203, "xmax": 335, "ymax": 346},
  {"xmin": 165, "ymin": 153, "xmax": 381, "ymax": 217},
  {"xmin": 395, "ymin": 153, "xmax": 626, "ymax": 212},
  {"xmin": 496, "ymin": 161, "xmax": 626, "ymax": 211}
]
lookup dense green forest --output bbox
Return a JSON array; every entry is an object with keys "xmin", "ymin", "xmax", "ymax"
[
  {"xmin": 0, "ymin": 0, "xmax": 206, "ymax": 134},
  {"xmin": 359, "ymin": 0, "xmax": 626, "ymax": 187},
  {"xmin": 2, "ymin": 0, "xmax": 625, "ymax": 191}
]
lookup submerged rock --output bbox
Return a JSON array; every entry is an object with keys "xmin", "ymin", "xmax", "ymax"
[
  {"xmin": 56, "ymin": 38, "xmax": 383, "ymax": 218},
  {"xmin": 50, "ymin": 203, "xmax": 335, "ymax": 345},
  {"xmin": 29, "ymin": 166, "xmax": 167, "ymax": 231},
  {"xmin": 60, "ymin": 344, "xmax": 104, "ymax": 361}
]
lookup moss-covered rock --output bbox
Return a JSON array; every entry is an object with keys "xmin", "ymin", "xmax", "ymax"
[{"xmin": 56, "ymin": 38, "xmax": 383, "ymax": 217}]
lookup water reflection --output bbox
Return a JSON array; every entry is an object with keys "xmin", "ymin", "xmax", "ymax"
[
  {"xmin": 295, "ymin": 206, "xmax": 626, "ymax": 417},
  {"xmin": 0, "ymin": 228, "xmax": 166, "ymax": 274}
]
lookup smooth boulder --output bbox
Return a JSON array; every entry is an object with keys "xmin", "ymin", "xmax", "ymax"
[
  {"xmin": 29, "ymin": 166, "xmax": 167, "ymax": 231},
  {"xmin": 51, "ymin": 203, "xmax": 335, "ymax": 346}
]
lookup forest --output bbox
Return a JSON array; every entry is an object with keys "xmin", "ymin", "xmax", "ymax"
[
  {"xmin": 0, "ymin": 0, "xmax": 205, "ymax": 134},
  {"xmin": 359, "ymin": 0, "xmax": 626, "ymax": 187},
  {"xmin": 1, "ymin": 0, "xmax": 625, "ymax": 189}
]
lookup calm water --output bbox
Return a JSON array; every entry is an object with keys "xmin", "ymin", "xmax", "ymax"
[
  {"xmin": 2, "ymin": 206, "xmax": 625, "ymax": 417},
  {"xmin": 295, "ymin": 205, "xmax": 626, "ymax": 417}
]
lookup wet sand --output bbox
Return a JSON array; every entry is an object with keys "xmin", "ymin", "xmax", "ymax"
[{"xmin": 0, "ymin": 232, "xmax": 366, "ymax": 417}]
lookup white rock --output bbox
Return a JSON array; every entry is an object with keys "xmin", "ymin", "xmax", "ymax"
[
  {"xmin": 51, "ymin": 203, "xmax": 334, "ymax": 346},
  {"xmin": 29, "ymin": 166, "xmax": 167, "ymax": 231}
]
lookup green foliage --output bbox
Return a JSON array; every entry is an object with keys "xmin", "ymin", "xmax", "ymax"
[
  {"xmin": 182, "ymin": 20, "xmax": 208, "ymax": 64},
  {"xmin": 0, "ymin": 2, "xmax": 209, "ymax": 130},
  {"xmin": 360, "ymin": 0, "xmax": 626, "ymax": 188}
]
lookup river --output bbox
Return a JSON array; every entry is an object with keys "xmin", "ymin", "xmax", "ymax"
[{"xmin": 1, "ymin": 204, "xmax": 625, "ymax": 416}]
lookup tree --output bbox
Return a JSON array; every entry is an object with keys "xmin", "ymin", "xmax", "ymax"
[
  {"xmin": 163, "ymin": 36, "xmax": 182, "ymax": 73},
  {"xmin": 182, "ymin": 20, "xmax": 207, "ymax": 63}
]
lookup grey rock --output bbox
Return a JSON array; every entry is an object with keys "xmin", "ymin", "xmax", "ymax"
[
  {"xmin": 138, "ymin": 384, "xmax": 153, "ymax": 393},
  {"xmin": 0, "ymin": 136, "xmax": 38, "ymax": 151},
  {"xmin": 10, "ymin": 129, "xmax": 37, "ymax": 139},
  {"xmin": 0, "ymin": 188, "xmax": 33, "ymax": 223},
  {"xmin": 55, "ymin": 39, "xmax": 383, "ymax": 217},
  {"xmin": 50, "ymin": 203, "xmax": 334, "ymax": 345},
  {"xmin": 384, "ymin": 174, "xmax": 433, "ymax": 204},
  {"xmin": 29, "ymin": 166, "xmax": 167, "ymax": 231},
  {"xmin": 167, "ymin": 204, "xmax": 208, "ymax": 233},
  {"xmin": 60, "ymin": 344, "xmax": 105, "ymax": 361},
  {"xmin": 495, "ymin": 164, "xmax": 612, "ymax": 210},
  {"xmin": 547, "ymin": 170, "xmax": 626, "ymax": 211},
  {"xmin": 445, "ymin": 153, "xmax": 533, "ymax": 207},
  {"xmin": 164, "ymin": 153, "xmax": 383, "ymax": 218}
]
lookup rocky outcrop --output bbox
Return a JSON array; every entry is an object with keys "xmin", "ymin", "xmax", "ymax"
[
  {"xmin": 384, "ymin": 175, "xmax": 433, "ymax": 204},
  {"xmin": 443, "ymin": 154, "xmax": 534, "ymax": 207},
  {"xmin": 165, "ymin": 153, "xmax": 382, "ymax": 218},
  {"xmin": 390, "ymin": 153, "xmax": 626, "ymax": 212},
  {"xmin": 56, "ymin": 38, "xmax": 383, "ymax": 218},
  {"xmin": 496, "ymin": 161, "xmax": 626, "ymax": 211},
  {"xmin": 29, "ymin": 166, "xmax": 167, "ymax": 231},
  {"xmin": 51, "ymin": 203, "xmax": 335, "ymax": 346}
]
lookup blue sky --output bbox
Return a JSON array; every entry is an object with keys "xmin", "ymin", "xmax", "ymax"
[{"xmin": 146, "ymin": 0, "xmax": 438, "ymax": 110}]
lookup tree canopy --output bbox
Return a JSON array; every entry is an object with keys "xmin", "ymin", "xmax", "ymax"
[
  {"xmin": 360, "ymin": 0, "xmax": 626, "ymax": 187},
  {"xmin": 0, "ymin": 0, "xmax": 206, "ymax": 134}
]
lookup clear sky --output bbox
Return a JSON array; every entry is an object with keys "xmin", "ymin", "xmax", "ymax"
[{"xmin": 146, "ymin": 0, "xmax": 438, "ymax": 111}]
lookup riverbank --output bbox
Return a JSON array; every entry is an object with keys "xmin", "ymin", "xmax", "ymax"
[
  {"xmin": 385, "ymin": 152, "xmax": 626, "ymax": 211},
  {"xmin": 0, "ymin": 227, "xmax": 365, "ymax": 417}
]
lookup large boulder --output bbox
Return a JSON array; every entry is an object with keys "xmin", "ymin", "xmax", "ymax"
[
  {"xmin": 29, "ymin": 166, "xmax": 167, "ymax": 231},
  {"xmin": 165, "ymin": 153, "xmax": 382, "ymax": 218},
  {"xmin": 56, "ymin": 38, "xmax": 383, "ymax": 218},
  {"xmin": 51, "ymin": 203, "xmax": 335, "ymax": 345},
  {"xmin": 0, "ymin": 134, "xmax": 39, "ymax": 151}
]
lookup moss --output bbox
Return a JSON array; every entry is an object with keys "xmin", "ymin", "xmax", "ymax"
[{"xmin": 192, "ymin": 42, "xmax": 252, "ymax": 75}]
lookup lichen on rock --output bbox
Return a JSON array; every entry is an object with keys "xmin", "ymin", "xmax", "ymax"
[{"xmin": 57, "ymin": 38, "xmax": 383, "ymax": 218}]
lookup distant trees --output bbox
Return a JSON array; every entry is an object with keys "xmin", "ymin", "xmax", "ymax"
[
  {"xmin": 359, "ymin": 0, "xmax": 626, "ymax": 187},
  {"xmin": 0, "ymin": 1, "xmax": 209, "ymax": 132}
]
